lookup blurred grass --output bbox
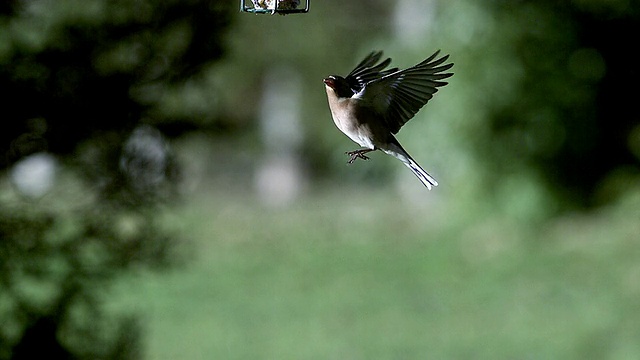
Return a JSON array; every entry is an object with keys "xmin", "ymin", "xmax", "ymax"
[{"xmin": 109, "ymin": 182, "xmax": 640, "ymax": 359}]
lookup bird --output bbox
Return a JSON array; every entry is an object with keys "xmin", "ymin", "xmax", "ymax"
[{"xmin": 323, "ymin": 50, "xmax": 453, "ymax": 190}]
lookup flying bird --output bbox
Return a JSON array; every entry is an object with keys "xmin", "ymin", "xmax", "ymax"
[{"xmin": 323, "ymin": 50, "xmax": 453, "ymax": 190}]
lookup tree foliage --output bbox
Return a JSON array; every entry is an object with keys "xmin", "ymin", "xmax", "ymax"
[{"xmin": 0, "ymin": 1, "xmax": 233, "ymax": 358}]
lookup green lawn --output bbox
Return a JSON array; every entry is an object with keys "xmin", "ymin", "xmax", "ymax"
[{"xmin": 110, "ymin": 185, "xmax": 640, "ymax": 359}]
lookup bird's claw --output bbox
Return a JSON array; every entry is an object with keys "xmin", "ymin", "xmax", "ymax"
[{"xmin": 346, "ymin": 150, "xmax": 370, "ymax": 164}]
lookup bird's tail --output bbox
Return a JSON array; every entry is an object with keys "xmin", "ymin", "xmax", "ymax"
[{"xmin": 382, "ymin": 142, "xmax": 438, "ymax": 190}]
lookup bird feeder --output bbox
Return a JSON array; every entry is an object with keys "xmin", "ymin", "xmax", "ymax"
[{"xmin": 241, "ymin": 0, "xmax": 309, "ymax": 15}]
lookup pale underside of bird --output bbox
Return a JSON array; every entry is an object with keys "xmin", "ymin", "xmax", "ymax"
[{"xmin": 323, "ymin": 50, "xmax": 453, "ymax": 190}]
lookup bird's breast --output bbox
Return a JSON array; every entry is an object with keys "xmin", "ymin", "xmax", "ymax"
[
  {"xmin": 327, "ymin": 99, "xmax": 355, "ymax": 131},
  {"xmin": 327, "ymin": 99, "xmax": 376, "ymax": 149}
]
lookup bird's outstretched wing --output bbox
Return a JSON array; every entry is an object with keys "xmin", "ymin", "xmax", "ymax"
[
  {"xmin": 345, "ymin": 51, "xmax": 398, "ymax": 94},
  {"xmin": 358, "ymin": 50, "xmax": 453, "ymax": 134}
]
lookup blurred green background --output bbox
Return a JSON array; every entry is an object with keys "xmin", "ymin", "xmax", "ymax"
[{"xmin": 1, "ymin": 0, "xmax": 639, "ymax": 359}]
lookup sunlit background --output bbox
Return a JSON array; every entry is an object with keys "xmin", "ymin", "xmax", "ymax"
[{"xmin": 1, "ymin": 0, "xmax": 639, "ymax": 358}]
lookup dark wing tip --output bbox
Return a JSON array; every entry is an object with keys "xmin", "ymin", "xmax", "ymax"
[{"xmin": 355, "ymin": 51, "xmax": 384, "ymax": 69}]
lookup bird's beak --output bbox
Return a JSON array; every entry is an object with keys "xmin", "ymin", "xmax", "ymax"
[{"xmin": 323, "ymin": 76, "xmax": 336, "ymax": 89}]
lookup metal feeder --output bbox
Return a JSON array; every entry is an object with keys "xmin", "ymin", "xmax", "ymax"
[{"xmin": 241, "ymin": 0, "xmax": 309, "ymax": 15}]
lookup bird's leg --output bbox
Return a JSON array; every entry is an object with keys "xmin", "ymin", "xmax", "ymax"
[{"xmin": 346, "ymin": 149, "xmax": 373, "ymax": 164}]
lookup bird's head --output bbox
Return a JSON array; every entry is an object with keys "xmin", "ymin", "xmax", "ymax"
[{"xmin": 323, "ymin": 75, "xmax": 352, "ymax": 98}]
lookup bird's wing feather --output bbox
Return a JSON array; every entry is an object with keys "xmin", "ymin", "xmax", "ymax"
[
  {"xmin": 359, "ymin": 50, "xmax": 453, "ymax": 134},
  {"xmin": 345, "ymin": 51, "xmax": 398, "ymax": 94}
]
